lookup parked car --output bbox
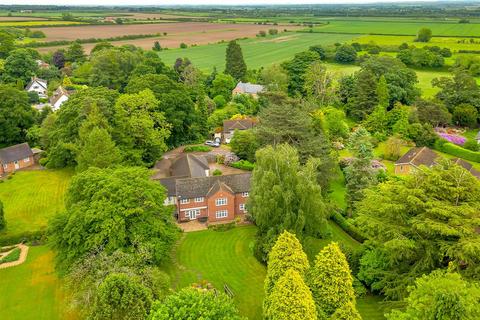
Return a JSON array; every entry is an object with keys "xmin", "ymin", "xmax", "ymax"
[{"xmin": 205, "ymin": 140, "xmax": 220, "ymax": 147}]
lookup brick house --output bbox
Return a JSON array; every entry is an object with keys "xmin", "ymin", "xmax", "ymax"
[
  {"xmin": 232, "ymin": 82, "xmax": 264, "ymax": 98},
  {"xmin": 154, "ymin": 153, "xmax": 251, "ymax": 223},
  {"xmin": 0, "ymin": 143, "xmax": 35, "ymax": 175}
]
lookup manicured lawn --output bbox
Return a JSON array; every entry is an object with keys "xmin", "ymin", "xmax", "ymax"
[
  {"xmin": 0, "ymin": 246, "xmax": 76, "ymax": 320},
  {"xmin": 0, "ymin": 169, "xmax": 73, "ymax": 241},
  {"xmin": 165, "ymin": 226, "xmax": 266, "ymax": 320}
]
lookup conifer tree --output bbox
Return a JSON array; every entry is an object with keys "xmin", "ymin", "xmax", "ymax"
[
  {"xmin": 225, "ymin": 40, "xmax": 247, "ymax": 81},
  {"xmin": 308, "ymin": 242, "xmax": 357, "ymax": 317},
  {"xmin": 331, "ymin": 301, "xmax": 362, "ymax": 320},
  {"xmin": 264, "ymin": 269, "xmax": 317, "ymax": 320},
  {"xmin": 0, "ymin": 200, "xmax": 5, "ymax": 231},
  {"xmin": 376, "ymin": 75, "xmax": 389, "ymax": 108},
  {"xmin": 264, "ymin": 231, "xmax": 310, "ymax": 296}
]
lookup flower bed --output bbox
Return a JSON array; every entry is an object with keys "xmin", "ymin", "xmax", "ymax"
[{"xmin": 437, "ymin": 133, "xmax": 466, "ymax": 146}]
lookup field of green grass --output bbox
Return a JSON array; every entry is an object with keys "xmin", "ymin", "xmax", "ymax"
[
  {"xmin": 311, "ymin": 20, "xmax": 480, "ymax": 37},
  {"xmin": 158, "ymin": 32, "xmax": 357, "ymax": 71},
  {"xmin": 0, "ymin": 246, "xmax": 75, "ymax": 320},
  {"xmin": 0, "ymin": 169, "xmax": 72, "ymax": 241}
]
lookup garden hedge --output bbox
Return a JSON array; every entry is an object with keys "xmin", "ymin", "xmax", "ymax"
[
  {"xmin": 435, "ymin": 141, "xmax": 480, "ymax": 163},
  {"xmin": 330, "ymin": 211, "xmax": 367, "ymax": 243}
]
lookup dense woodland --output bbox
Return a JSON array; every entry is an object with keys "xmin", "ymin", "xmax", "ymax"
[{"xmin": 1, "ymin": 4, "xmax": 480, "ymax": 320}]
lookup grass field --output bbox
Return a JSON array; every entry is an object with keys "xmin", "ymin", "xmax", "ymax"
[
  {"xmin": 165, "ymin": 226, "xmax": 266, "ymax": 320},
  {"xmin": 311, "ymin": 20, "xmax": 480, "ymax": 37},
  {"xmin": 0, "ymin": 169, "xmax": 72, "ymax": 240},
  {"xmin": 0, "ymin": 20, "xmax": 84, "ymax": 27},
  {"xmin": 0, "ymin": 246, "xmax": 75, "ymax": 320},
  {"xmin": 158, "ymin": 32, "xmax": 357, "ymax": 70}
]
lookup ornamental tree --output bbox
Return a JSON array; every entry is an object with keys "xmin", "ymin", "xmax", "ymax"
[
  {"xmin": 308, "ymin": 242, "xmax": 357, "ymax": 317},
  {"xmin": 264, "ymin": 269, "xmax": 317, "ymax": 320},
  {"xmin": 331, "ymin": 301, "xmax": 362, "ymax": 320},
  {"xmin": 149, "ymin": 288, "xmax": 244, "ymax": 320}
]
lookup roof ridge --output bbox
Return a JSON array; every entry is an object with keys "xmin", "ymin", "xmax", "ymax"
[{"xmin": 409, "ymin": 146, "xmax": 425, "ymax": 164}]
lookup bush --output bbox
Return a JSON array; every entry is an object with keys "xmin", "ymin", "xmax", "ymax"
[
  {"xmin": 0, "ymin": 230, "xmax": 45, "ymax": 246},
  {"xmin": 330, "ymin": 211, "xmax": 366, "ymax": 243},
  {"xmin": 208, "ymin": 221, "xmax": 236, "ymax": 231},
  {"xmin": 257, "ymin": 30, "xmax": 267, "ymax": 37},
  {"xmin": 230, "ymin": 160, "xmax": 255, "ymax": 171},
  {"xmin": 180, "ymin": 43, "xmax": 188, "ymax": 49},
  {"xmin": 212, "ymin": 169, "xmax": 222, "ymax": 176},
  {"xmin": 435, "ymin": 140, "xmax": 480, "ymax": 163},
  {"xmin": 464, "ymin": 139, "xmax": 480, "ymax": 151},
  {"xmin": 184, "ymin": 145, "xmax": 212, "ymax": 153},
  {"xmin": 335, "ymin": 45, "xmax": 357, "ymax": 63},
  {"xmin": 0, "ymin": 247, "xmax": 21, "ymax": 264}
]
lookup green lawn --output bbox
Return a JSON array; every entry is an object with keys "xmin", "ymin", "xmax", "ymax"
[
  {"xmin": 0, "ymin": 246, "xmax": 75, "ymax": 320},
  {"xmin": 165, "ymin": 226, "xmax": 266, "ymax": 320},
  {"xmin": 158, "ymin": 32, "xmax": 358, "ymax": 71},
  {"xmin": 0, "ymin": 169, "xmax": 73, "ymax": 241}
]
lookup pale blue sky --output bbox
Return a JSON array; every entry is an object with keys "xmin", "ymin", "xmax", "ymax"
[{"xmin": 0, "ymin": 0, "xmax": 441, "ymax": 5}]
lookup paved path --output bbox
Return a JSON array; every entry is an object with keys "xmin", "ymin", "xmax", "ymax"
[{"xmin": 0, "ymin": 244, "xmax": 29, "ymax": 269}]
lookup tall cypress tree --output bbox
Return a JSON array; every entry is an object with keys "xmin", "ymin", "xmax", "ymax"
[
  {"xmin": 225, "ymin": 40, "xmax": 247, "ymax": 81},
  {"xmin": 0, "ymin": 200, "xmax": 5, "ymax": 231}
]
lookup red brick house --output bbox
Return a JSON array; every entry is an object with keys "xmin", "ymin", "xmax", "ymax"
[
  {"xmin": 154, "ymin": 154, "xmax": 251, "ymax": 223},
  {"xmin": 0, "ymin": 143, "xmax": 35, "ymax": 175}
]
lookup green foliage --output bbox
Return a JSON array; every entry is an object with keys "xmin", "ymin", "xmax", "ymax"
[
  {"xmin": 225, "ymin": 40, "xmax": 247, "ymax": 81},
  {"xmin": 49, "ymin": 167, "xmax": 179, "ymax": 271},
  {"xmin": 149, "ymin": 287, "xmax": 244, "ymax": 320},
  {"xmin": 383, "ymin": 136, "xmax": 404, "ymax": 161},
  {"xmin": 282, "ymin": 50, "xmax": 320, "ymax": 95},
  {"xmin": 387, "ymin": 270, "xmax": 480, "ymax": 320},
  {"xmin": 335, "ymin": 45, "xmax": 357, "ymax": 63},
  {"xmin": 407, "ymin": 123, "xmax": 437, "ymax": 147},
  {"xmin": 317, "ymin": 107, "xmax": 349, "ymax": 140},
  {"xmin": 330, "ymin": 211, "xmax": 366, "ymax": 243},
  {"xmin": 0, "ymin": 247, "xmax": 20, "ymax": 264},
  {"xmin": 308, "ymin": 242, "xmax": 357, "ymax": 316},
  {"xmin": 376, "ymin": 75, "xmax": 389, "ymax": 108},
  {"xmin": 331, "ymin": 301, "xmax": 362, "ymax": 320},
  {"xmin": 435, "ymin": 141, "xmax": 480, "ymax": 162},
  {"xmin": 397, "ymin": 48, "xmax": 444, "ymax": 68},
  {"xmin": 264, "ymin": 269, "xmax": 317, "ymax": 320},
  {"xmin": 433, "ymin": 70, "xmax": 480, "ymax": 111},
  {"xmin": 416, "ymin": 27, "xmax": 432, "ymax": 42},
  {"xmin": 230, "ymin": 129, "xmax": 258, "ymax": 162},
  {"xmin": 453, "ymin": 103, "xmax": 478, "ymax": 127},
  {"xmin": 212, "ymin": 169, "xmax": 222, "ymax": 176},
  {"xmin": 264, "ymin": 231, "xmax": 310, "ymax": 296},
  {"xmin": 414, "ymin": 99, "xmax": 451, "ymax": 127},
  {"xmin": 355, "ymin": 162, "xmax": 480, "ymax": 299},
  {"xmin": 464, "ymin": 139, "xmax": 480, "ymax": 152},
  {"xmin": 348, "ymin": 70, "xmax": 378, "ymax": 120},
  {"xmin": 152, "ymin": 41, "xmax": 162, "ymax": 52},
  {"xmin": 260, "ymin": 64, "xmax": 288, "ymax": 92},
  {"xmin": 65, "ymin": 41, "xmax": 86, "ymax": 63},
  {"xmin": 0, "ymin": 200, "xmax": 5, "ymax": 231},
  {"xmin": 230, "ymin": 160, "xmax": 255, "ymax": 171},
  {"xmin": 210, "ymin": 73, "xmax": 236, "ymax": 100},
  {"xmin": 76, "ymin": 126, "xmax": 122, "ymax": 172},
  {"xmin": 89, "ymin": 273, "xmax": 153, "ymax": 320},
  {"xmin": 2, "ymin": 49, "xmax": 38, "ymax": 84},
  {"xmin": 304, "ymin": 61, "xmax": 336, "ymax": 106},
  {"xmin": 0, "ymin": 85, "xmax": 36, "ymax": 147},
  {"xmin": 183, "ymin": 145, "xmax": 212, "ymax": 152},
  {"xmin": 250, "ymin": 144, "xmax": 328, "ymax": 261},
  {"xmin": 0, "ymin": 31, "xmax": 14, "ymax": 58}
]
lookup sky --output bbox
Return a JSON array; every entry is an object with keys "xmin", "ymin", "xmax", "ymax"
[{"xmin": 0, "ymin": 0, "xmax": 443, "ymax": 5}]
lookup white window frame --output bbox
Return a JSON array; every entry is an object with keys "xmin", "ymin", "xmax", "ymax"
[
  {"xmin": 216, "ymin": 210, "xmax": 228, "ymax": 219},
  {"xmin": 194, "ymin": 197, "xmax": 204, "ymax": 203},
  {"xmin": 24, "ymin": 157, "xmax": 30, "ymax": 162},
  {"xmin": 215, "ymin": 198, "xmax": 227, "ymax": 206},
  {"xmin": 179, "ymin": 198, "xmax": 190, "ymax": 205},
  {"xmin": 186, "ymin": 209, "xmax": 200, "ymax": 220},
  {"xmin": 239, "ymin": 204, "xmax": 245, "ymax": 211},
  {"xmin": 242, "ymin": 192, "xmax": 249, "ymax": 197}
]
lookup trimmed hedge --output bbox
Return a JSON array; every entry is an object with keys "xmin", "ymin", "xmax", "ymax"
[
  {"xmin": 230, "ymin": 160, "xmax": 255, "ymax": 171},
  {"xmin": 435, "ymin": 140, "xmax": 480, "ymax": 163},
  {"xmin": 0, "ymin": 230, "xmax": 45, "ymax": 246},
  {"xmin": 330, "ymin": 211, "xmax": 367, "ymax": 243}
]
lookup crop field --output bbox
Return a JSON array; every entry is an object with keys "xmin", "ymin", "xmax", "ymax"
[
  {"xmin": 0, "ymin": 16, "xmax": 48, "ymax": 21},
  {"xmin": 0, "ymin": 246, "xmax": 75, "ymax": 320},
  {"xmin": 158, "ymin": 32, "xmax": 357, "ymax": 70},
  {"xmin": 310, "ymin": 20, "xmax": 480, "ymax": 37},
  {"xmin": 0, "ymin": 20, "xmax": 84, "ymax": 27},
  {"xmin": 0, "ymin": 169, "xmax": 72, "ymax": 241}
]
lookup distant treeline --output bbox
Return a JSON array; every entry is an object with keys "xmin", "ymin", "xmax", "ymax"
[{"xmin": 22, "ymin": 33, "xmax": 163, "ymax": 48}]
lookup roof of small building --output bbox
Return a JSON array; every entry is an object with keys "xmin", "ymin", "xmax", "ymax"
[
  {"xmin": 223, "ymin": 119, "xmax": 255, "ymax": 133},
  {"xmin": 452, "ymin": 158, "xmax": 473, "ymax": 172},
  {"xmin": 170, "ymin": 154, "xmax": 209, "ymax": 178},
  {"xmin": 174, "ymin": 173, "xmax": 251, "ymax": 199},
  {"xmin": 395, "ymin": 147, "xmax": 438, "ymax": 168},
  {"xmin": 49, "ymin": 86, "xmax": 70, "ymax": 106},
  {"xmin": 0, "ymin": 143, "xmax": 33, "ymax": 164},
  {"xmin": 233, "ymin": 82, "xmax": 264, "ymax": 95},
  {"xmin": 26, "ymin": 77, "xmax": 47, "ymax": 90}
]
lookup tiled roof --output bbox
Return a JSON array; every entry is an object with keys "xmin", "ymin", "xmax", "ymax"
[
  {"xmin": 206, "ymin": 180, "xmax": 234, "ymax": 197},
  {"xmin": 234, "ymin": 82, "xmax": 264, "ymax": 94},
  {"xmin": 0, "ymin": 143, "xmax": 33, "ymax": 164},
  {"xmin": 452, "ymin": 158, "xmax": 473, "ymax": 172},
  {"xmin": 26, "ymin": 77, "xmax": 47, "ymax": 90},
  {"xmin": 395, "ymin": 147, "xmax": 438, "ymax": 167},
  {"xmin": 174, "ymin": 173, "xmax": 251, "ymax": 199},
  {"xmin": 49, "ymin": 86, "xmax": 70, "ymax": 106},
  {"xmin": 170, "ymin": 154, "xmax": 209, "ymax": 178},
  {"xmin": 223, "ymin": 119, "xmax": 255, "ymax": 133}
]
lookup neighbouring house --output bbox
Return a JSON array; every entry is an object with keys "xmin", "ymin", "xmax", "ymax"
[
  {"xmin": 451, "ymin": 158, "xmax": 480, "ymax": 178},
  {"xmin": 49, "ymin": 86, "xmax": 70, "ymax": 111},
  {"xmin": 232, "ymin": 82, "xmax": 264, "ymax": 98},
  {"xmin": 221, "ymin": 118, "xmax": 256, "ymax": 144},
  {"xmin": 36, "ymin": 60, "xmax": 50, "ymax": 69},
  {"xmin": 0, "ymin": 143, "xmax": 35, "ymax": 175},
  {"xmin": 153, "ymin": 153, "xmax": 251, "ymax": 223},
  {"xmin": 394, "ymin": 147, "xmax": 438, "ymax": 175},
  {"xmin": 25, "ymin": 77, "xmax": 48, "ymax": 99}
]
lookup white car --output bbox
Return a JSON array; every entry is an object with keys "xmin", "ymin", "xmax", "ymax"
[{"xmin": 205, "ymin": 140, "xmax": 220, "ymax": 147}]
